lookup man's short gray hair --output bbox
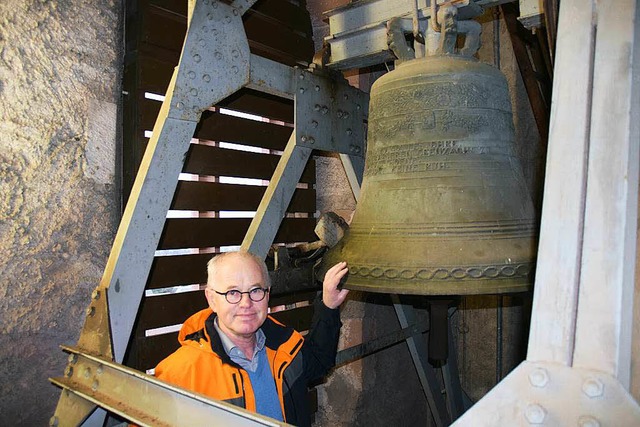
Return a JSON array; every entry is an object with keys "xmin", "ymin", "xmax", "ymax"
[{"xmin": 206, "ymin": 251, "xmax": 271, "ymax": 289}]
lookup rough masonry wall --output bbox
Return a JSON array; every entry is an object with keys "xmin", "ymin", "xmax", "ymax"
[{"xmin": 0, "ymin": 1, "xmax": 122, "ymax": 424}]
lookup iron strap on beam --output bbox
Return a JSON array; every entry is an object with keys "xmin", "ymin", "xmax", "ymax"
[
  {"xmin": 335, "ymin": 322, "xmax": 428, "ymax": 366},
  {"xmin": 392, "ymin": 296, "xmax": 450, "ymax": 427},
  {"xmin": 50, "ymin": 346, "xmax": 289, "ymax": 427}
]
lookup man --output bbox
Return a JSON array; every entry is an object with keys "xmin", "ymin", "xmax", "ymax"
[{"xmin": 155, "ymin": 250, "xmax": 349, "ymax": 426}]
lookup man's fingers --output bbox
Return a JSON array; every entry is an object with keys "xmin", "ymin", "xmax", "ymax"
[
  {"xmin": 327, "ymin": 261, "xmax": 347, "ymax": 276},
  {"xmin": 325, "ymin": 262, "xmax": 348, "ymax": 289}
]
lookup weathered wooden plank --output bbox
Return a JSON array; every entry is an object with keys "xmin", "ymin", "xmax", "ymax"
[
  {"xmin": 133, "ymin": 331, "xmax": 180, "ymax": 371},
  {"xmin": 243, "ymin": 10, "xmax": 314, "ymax": 65},
  {"xmin": 141, "ymin": 3, "xmax": 313, "ymax": 66},
  {"xmin": 141, "ymin": 6, "xmax": 185, "ymax": 53},
  {"xmin": 149, "ymin": 0, "xmax": 312, "ymax": 35},
  {"xmin": 149, "ymin": 0, "xmax": 187, "ymax": 16},
  {"xmin": 218, "ymin": 88, "xmax": 294, "ymax": 123},
  {"xmin": 140, "ymin": 105, "xmax": 294, "ymax": 150},
  {"xmin": 183, "ymin": 144, "xmax": 315, "ymax": 183},
  {"xmin": 158, "ymin": 217, "xmax": 317, "ymax": 249},
  {"xmin": 138, "ymin": 67, "xmax": 295, "ymax": 122},
  {"xmin": 148, "ymin": 253, "xmax": 211, "ymax": 289},
  {"xmin": 250, "ymin": 0, "xmax": 311, "ymax": 32},
  {"xmin": 171, "ymin": 181, "xmax": 316, "ymax": 213},
  {"xmin": 148, "ymin": 252, "xmax": 322, "ymax": 294},
  {"xmin": 269, "ymin": 290, "xmax": 318, "ymax": 308},
  {"xmin": 138, "ymin": 291, "xmax": 208, "ymax": 331},
  {"xmin": 195, "ymin": 110, "xmax": 293, "ymax": 150},
  {"xmin": 138, "ymin": 53, "xmax": 176, "ymax": 95}
]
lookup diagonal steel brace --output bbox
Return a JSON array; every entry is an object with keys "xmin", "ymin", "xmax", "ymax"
[{"xmin": 50, "ymin": 0, "xmax": 369, "ymax": 425}]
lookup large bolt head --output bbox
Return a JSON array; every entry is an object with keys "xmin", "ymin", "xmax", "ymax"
[
  {"xmin": 582, "ymin": 378, "xmax": 604, "ymax": 398},
  {"xmin": 524, "ymin": 403, "xmax": 546, "ymax": 424},
  {"xmin": 528, "ymin": 368, "xmax": 549, "ymax": 388},
  {"xmin": 578, "ymin": 415, "xmax": 601, "ymax": 427}
]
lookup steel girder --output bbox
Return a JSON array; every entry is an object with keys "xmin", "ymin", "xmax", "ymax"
[{"xmin": 50, "ymin": 0, "xmax": 368, "ymax": 425}]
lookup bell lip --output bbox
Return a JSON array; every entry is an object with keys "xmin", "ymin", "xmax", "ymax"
[{"xmin": 343, "ymin": 279, "xmax": 533, "ymax": 296}]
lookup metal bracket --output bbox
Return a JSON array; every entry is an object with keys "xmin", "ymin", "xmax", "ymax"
[
  {"xmin": 453, "ymin": 361, "xmax": 640, "ymax": 425},
  {"xmin": 50, "ymin": 346, "xmax": 286, "ymax": 427},
  {"xmin": 323, "ymin": 0, "xmax": 490, "ymax": 70},
  {"xmin": 293, "ymin": 67, "xmax": 368, "ymax": 156},
  {"xmin": 241, "ymin": 64, "xmax": 368, "ymax": 258},
  {"xmin": 77, "ymin": 287, "xmax": 113, "ymax": 360},
  {"xmin": 169, "ymin": 0, "xmax": 251, "ymax": 121}
]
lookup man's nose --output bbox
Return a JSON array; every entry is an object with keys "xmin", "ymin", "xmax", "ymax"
[{"xmin": 238, "ymin": 292, "xmax": 253, "ymax": 307}]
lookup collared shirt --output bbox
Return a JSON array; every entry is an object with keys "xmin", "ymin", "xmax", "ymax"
[{"xmin": 214, "ymin": 317, "xmax": 266, "ymax": 373}]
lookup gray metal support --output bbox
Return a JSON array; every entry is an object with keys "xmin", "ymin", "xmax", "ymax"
[
  {"xmin": 339, "ymin": 153, "xmax": 364, "ymax": 200},
  {"xmin": 106, "ymin": 0, "xmax": 251, "ymax": 364},
  {"xmin": 241, "ymin": 136, "xmax": 313, "ymax": 258},
  {"xmin": 51, "ymin": 346, "xmax": 285, "ymax": 427},
  {"xmin": 247, "ymin": 54, "xmax": 294, "ymax": 99},
  {"xmin": 53, "ymin": 0, "xmax": 253, "ymax": 425},
  {"xmin": 242, "ymin": 65, "xmax": 367, "ymax": 258},
  {"xmin": 392, "ymin": 295, "xmax": 450, "ymax": 427}
]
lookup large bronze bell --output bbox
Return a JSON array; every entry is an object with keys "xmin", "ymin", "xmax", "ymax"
[{"xmin": 323, "ymin": 52, "xmax": 538, "ymax": 296}]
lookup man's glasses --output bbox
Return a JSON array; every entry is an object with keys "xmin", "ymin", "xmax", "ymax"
[{"xmin": 214, "ymin": 288, "xmax": 269, "ymax": 304}]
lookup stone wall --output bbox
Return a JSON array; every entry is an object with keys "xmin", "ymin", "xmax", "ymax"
[{"xmin": 0, "ymin": 1, "xmax": 122, "ymax": 424}]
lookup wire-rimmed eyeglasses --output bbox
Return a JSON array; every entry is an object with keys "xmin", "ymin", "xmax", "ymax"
[{"xmin": 214, "ymin": 288, "xmax": 269, "ymax": 304}]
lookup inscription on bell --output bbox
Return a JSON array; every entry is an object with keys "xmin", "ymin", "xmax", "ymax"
[
  {"xmin": 368, "ymin": 140, "xmax": 488, "ymax": 176},
  {"xmin": 370, "ymin": 81, "xmax": 509, "ymax": 116},
  {"xmin": 371, "ymin": 110, "xmax": 513, "ymax": 141}
]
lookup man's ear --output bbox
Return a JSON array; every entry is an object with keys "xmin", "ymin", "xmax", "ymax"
[{"xmin": 204, "ymin": 288, "xmax": 217, "ymax": 312}]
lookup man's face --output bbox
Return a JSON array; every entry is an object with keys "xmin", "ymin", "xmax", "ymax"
[{"xmin": 205, "ymin": 254, "xmax": 269, "ymax": 342}]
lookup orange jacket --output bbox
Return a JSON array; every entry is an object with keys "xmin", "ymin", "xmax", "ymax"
[{"xmin": 155, "ymin": 302, "xmax": 341, "ymax": 426}]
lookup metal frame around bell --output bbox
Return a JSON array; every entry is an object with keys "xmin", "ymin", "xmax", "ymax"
[{"xmin": 49, "ymin": 0, "xmax": 368, "ymax": 425}]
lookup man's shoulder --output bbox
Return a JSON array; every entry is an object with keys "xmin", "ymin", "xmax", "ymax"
[
  {"xmin": 158, "ymin": 341, "xmax": 212, "ymax": 367},
  {"xmin": 155, "ymin": 342, "xmax": 222, "ymax": 380},
  {"xmin": 262, "ymin": 315, "xmax": 302, "ymax": 347}
]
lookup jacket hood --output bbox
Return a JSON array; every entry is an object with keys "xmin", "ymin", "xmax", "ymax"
[{"xmin": 178, "ymin": 307, "xmax": 214, "ymax": 345}]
